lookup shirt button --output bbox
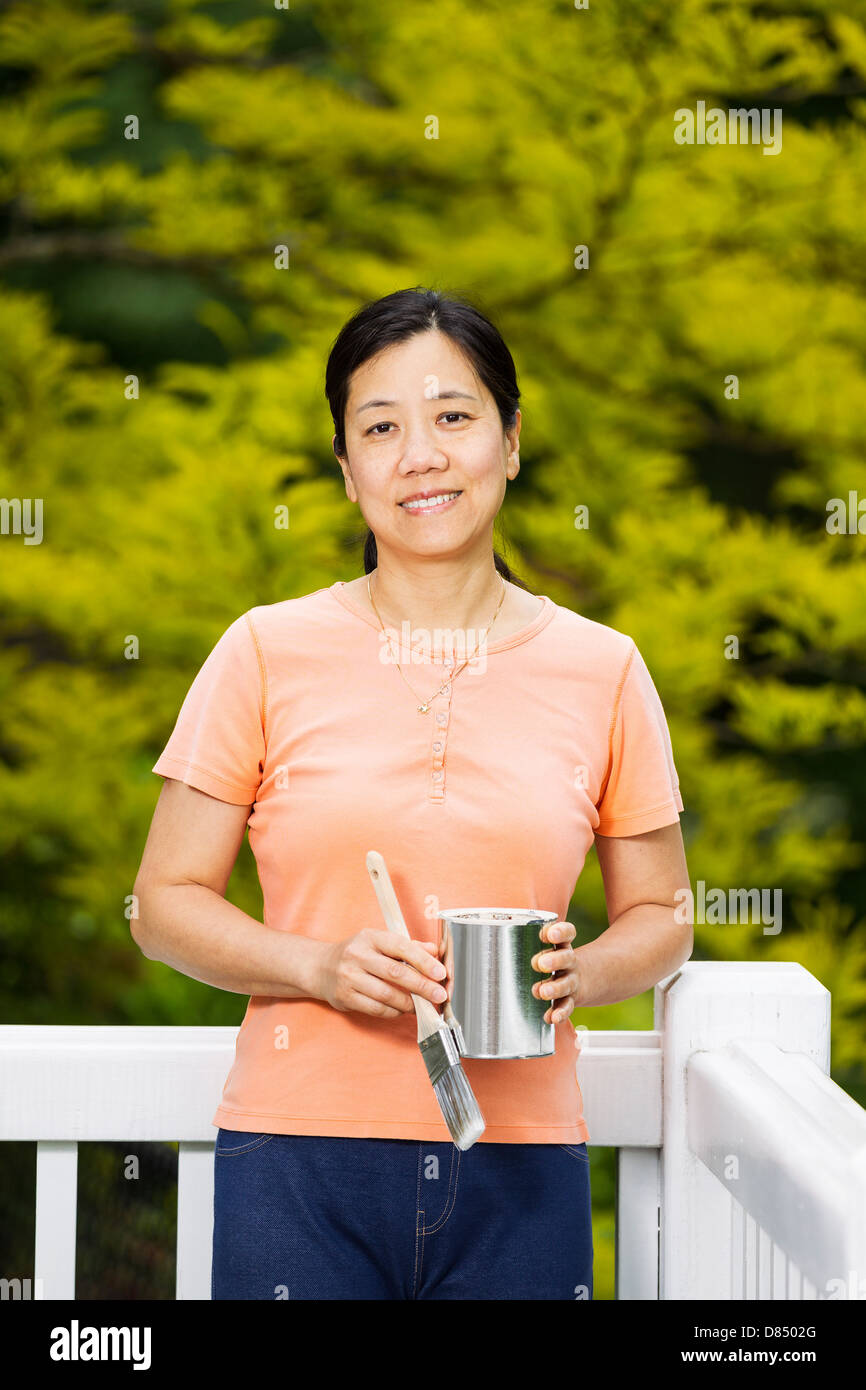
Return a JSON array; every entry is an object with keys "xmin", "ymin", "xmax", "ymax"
[
  {"xmin": 433, "ymin": 741, "xmax": 442, "ymax": 752},
  {"xmin": 436, "ymin": 713, "xmax": 447, "ymax": 725},
  {"xmin": 433, "ymin": 771, "xmax": 443, "ymax": 781}
]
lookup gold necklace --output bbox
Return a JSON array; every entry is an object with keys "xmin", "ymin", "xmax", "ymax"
[{"xmin": 366, "ymin": 570, "xmax": 507, "ymax": 713}]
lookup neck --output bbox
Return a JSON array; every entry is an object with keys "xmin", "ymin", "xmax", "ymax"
[{"xmin": 367, "ymin": 554, "xmax": 506, "ymax": 634}]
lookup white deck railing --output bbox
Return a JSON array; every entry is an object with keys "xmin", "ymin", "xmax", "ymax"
[{"xmin": 1, "ymin": 962, "xmax": 864, "ymax": 1300}]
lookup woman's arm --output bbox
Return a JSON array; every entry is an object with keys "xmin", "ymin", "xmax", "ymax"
[
  {"xmin": 531, "ymin": 822, "xmax": 693, "ymax": 1015},
  {"xmin": 131, "ymin": 778, "xmax": 325, "ymax": 997},
  {"xmin": 576, "ymin": 821, "xmax": 693, "ymax": 1005},
  {"xmin": 131, "ymin": 778, "xmax": 448, "ymax": 1012}
]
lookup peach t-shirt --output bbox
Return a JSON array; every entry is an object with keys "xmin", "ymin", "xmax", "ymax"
[{"xmin": 151, "ymin": 581, "xmax": 683, "ymax": 1144}]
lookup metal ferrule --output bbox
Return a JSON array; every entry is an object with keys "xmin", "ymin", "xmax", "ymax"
[{"xmin": 418, "ymin": 1025, "xmax": 460, "ymax": 1088}]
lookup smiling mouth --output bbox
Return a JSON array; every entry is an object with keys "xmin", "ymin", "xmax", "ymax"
[{"xmin": 399, "ymin": 491, "xmax": 463, "ymax": 513}]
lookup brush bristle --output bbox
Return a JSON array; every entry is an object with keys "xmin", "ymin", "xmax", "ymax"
[{"xmin": 433, "ymin": 1063, "xmax": 486, "ymax": 1151}]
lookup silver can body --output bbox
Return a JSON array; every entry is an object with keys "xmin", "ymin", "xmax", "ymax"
[{"xmin": 438, "ymin": 907, "xmax": 561, "ymax": 1059}]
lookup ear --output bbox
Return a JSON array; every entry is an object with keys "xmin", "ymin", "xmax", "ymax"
[
  {"xmin": 333, "ymin": 439, "xmax": 358, "ymax": 503},
  {"xmin": 505, "ymin": 410, "xmax": 521, "ymax": 480}
]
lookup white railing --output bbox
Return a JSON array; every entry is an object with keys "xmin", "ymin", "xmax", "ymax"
[
  {"xmin": 656, "ymin": 962, "xmax": 866, "ymax": 1300},
  {"xmin": 1, "ymin": 963, "xmax": 864, "ymax": 1300}
]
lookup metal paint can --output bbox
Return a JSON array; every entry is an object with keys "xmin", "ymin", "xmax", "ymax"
[{"xmin": 437, "ymin": 907, "xmax": 561, "ymax": 1059}]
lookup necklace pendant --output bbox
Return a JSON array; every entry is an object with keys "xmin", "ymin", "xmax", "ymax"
[{"xmin": 418, "ymin": 702, "xmax": 430, "ymax": 714}]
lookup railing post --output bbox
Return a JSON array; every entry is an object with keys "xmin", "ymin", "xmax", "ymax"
[
  {"xmin": 35, "ymin": 1141, "xmax": 78, "ymax": 1299},
  {"xmin": 616, "ymin": 1147, "xmax": 660, "ymax": 1299},
  {"xmin": 176, "ymin": 1141, "xmax": 216, "ymax": 1300},
  {"xmin": 654, "ymin": 962, "xmax": 830, "ymax": 1300}
]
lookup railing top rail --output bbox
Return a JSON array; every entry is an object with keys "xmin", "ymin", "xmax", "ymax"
[
  {"xmin": 0, "ymin": 1024, "xmax": 663, "ymax": 1144},
  {"xmin": 688, "ymin": 1038, "xmax": 866, "ymax": 1286}
]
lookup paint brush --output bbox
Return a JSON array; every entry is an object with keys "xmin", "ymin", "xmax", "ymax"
[{"xmin": 365, "ymin": 850, "xmax": 485, "ymax": 1151}]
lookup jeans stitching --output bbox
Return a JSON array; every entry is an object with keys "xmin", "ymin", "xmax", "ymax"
[
  {"xmin": 557, "ymin": 1143, "xmax": 590, "ymax": 1162},
  {"xmin": 211, "ymin": 1152, "xmax": 215, "ymax": 1301},
  {"xmin": 215, "ymin": 1133, "xmax": 276, "ymax": 1156},
  {"xmin": 421, "ymin": 1145, "xmax": 461, "ymax": 1235},
  {"xmin": 413, "ymin": 1143, "xmax": 425, "ymax": 1298}
]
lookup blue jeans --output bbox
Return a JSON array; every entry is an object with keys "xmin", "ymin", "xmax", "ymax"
[{"xmin": 212, "ymin": 1130, "xmax": 593, "ymax": 1300}]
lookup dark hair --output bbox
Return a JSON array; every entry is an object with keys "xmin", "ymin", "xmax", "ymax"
[{"xmin": 325, "ymin": 286, "xmax": 529, "ymax": 589}]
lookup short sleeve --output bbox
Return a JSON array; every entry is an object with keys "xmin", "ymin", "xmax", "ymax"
[
  {"xmin": 152, "ymin": 613, "xmax": 266, "ymax": 806},
  {"xmin": 595, "ymin": 642, "xmax": 684, "ymax": 837}
]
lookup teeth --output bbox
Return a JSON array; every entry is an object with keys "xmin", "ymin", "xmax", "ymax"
[{"xmin": 401, "ymin": 492, "xmax": 460, "ymax": 511}]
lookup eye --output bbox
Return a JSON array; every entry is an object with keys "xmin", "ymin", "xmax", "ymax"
[{"xmin": 364, "ymin": 412, "xmax": 469, "ymax": 436}]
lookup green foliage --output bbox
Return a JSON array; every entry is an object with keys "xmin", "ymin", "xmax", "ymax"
[{"xmin": 1, "ymin": 0, "xmax": 865, "ymax": 1302}]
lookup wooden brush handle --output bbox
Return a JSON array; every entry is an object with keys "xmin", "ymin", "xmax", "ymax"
[{"xmin": 365, "ymin": 850, "xmax": 443, "ymax": 1036}]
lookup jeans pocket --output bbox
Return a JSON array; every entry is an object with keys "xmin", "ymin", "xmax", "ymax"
[
  {"xmin": 557, "ymin": 1143, "xmax": 590, "ymax": 1162},
  {"xmin": 215, "ymin": 1128, "xmax": 276, "ymax": 1156}
]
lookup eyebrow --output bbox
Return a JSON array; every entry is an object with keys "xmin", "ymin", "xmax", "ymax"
[{"xmin": 355, "ymin": 389, "xmax": 480, "ymax": 416}]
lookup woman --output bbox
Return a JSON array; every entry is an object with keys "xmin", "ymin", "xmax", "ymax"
[{"xmin": 132, "ymin": 286, "xmax": 692, "ymax": 1301}]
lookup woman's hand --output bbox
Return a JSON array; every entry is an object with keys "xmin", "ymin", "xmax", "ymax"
[
  {"xmin": 531, "ymin": 920, "xmax": 580, "ymax": 1024},
  {"xmin": 317, "ymin": 928, "xmax": 449, "ymax": 1020}
]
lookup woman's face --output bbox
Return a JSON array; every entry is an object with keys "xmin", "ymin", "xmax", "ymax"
[{"xmin": 334, "ymin": 329, "xmax": 520, "ymax": 563}]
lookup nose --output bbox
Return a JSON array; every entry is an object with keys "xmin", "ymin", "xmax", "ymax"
[{"xmin": 397, "ymin": 420, "xmax": 449, "ymax": 474}]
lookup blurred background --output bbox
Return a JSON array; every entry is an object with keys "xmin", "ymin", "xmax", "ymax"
[{"xmin": 1, "ymin": 0, "xmax": 865, "ymax": 1301}]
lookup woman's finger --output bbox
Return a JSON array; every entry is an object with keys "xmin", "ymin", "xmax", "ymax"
[
  {"xmin": 530, "ymin": 945, "xmax": 574, "ymax": 973},
  {"xmin": 371, "ymin": 930, "xmax": 447, "ymax": 981},
  {"xmin": 356, "ymin": 934, "xmax": 448, "ymax": 1006},
  {"xmin": 361, "ymin": 954, "xmax": 448, "ymax": 1007},
  {"xmin": 348, "ymin": 974, "xmax": 416, "ymax": 1015},
  {"xmin": 540, "ymin": 919, "xmax": 576, "ymax": 946},
  {"xmin": 547, "ymin": 995, "xmax": 575, "ymax": 1024},
  {"xmin": 533, "ymin": 971, "xmax": 575, "ymax": 1002}
]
